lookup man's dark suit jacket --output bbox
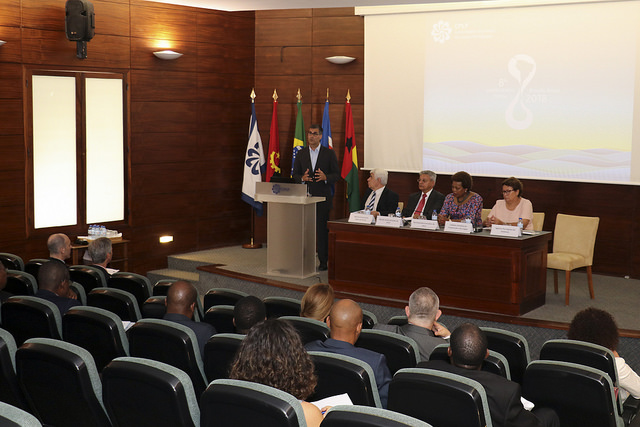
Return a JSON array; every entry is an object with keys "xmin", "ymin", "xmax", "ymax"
[
  {"xmin": 402, "ymin": 190, "xmax": 445, "ymax": 218},
  {"xmin": 292, "ymin": 146, "xmax": 340, "ymax": 201},
  {"xmin": 362, "ymin": 187, "xmax": 400, "ymax": 217},
  {"xmin": 418, "ymin": 360, "xmax": 545, "ymax": 427},
  {"xmin": 35, "ymin": 289, "xmax": 81, "ymax": 315}
]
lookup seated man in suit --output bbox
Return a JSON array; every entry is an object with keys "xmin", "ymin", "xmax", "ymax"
[
  {"xmin": 47, "ymin": 233, "xmax": 71, "ymax": 266},
  {"xmin": 418, "ymin": 323, "xmax": 559, "ymax": 427},
  {"xmin": 163, "ymin": 280, "xmax": 216, "ymax": 357},
  {"xmin": 305, "ymin": 299, "xmax": 392, "ymax": 408},
  {"xmin": 361, "ymin": 168, "xmax": 399, "ymax": 217},
  {"xmin": 233, "ymin": 295, "xmax": 266, "ymax": 334},
  {"xmin": 402, "ymin": 170, "xmax": 445, "ymax": 219},
  {"xmin": 36, "ymin": 260, "xmax": 81, "ymax": 314},
  {"xmin": 87, "ymin": 237, "xmax": 116, "ymax": 279},
  {"xmin": 374, "ymin": 286, "xmax": 450, "ymax": 360}
]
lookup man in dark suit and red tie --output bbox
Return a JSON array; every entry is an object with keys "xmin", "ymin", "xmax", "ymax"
[
  {"xmin": 292, "ymin": 124, "xmax": 340, "ymax": 271},
  {"xmin": 402, "ymin": 170, "xmax": 445, "ymax": 219}
]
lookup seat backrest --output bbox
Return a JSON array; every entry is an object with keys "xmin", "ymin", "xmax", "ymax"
[
  {"xmin": 481, "ymin": 208, "xmax": 491, "ymax": 224},
  {"xmin": 127, "ymin": 318, "xmax": 207, "ymax": 396},
  {"xmin": 108, "ymin": 272, "xmax": 152, "ymax": 308},
  {"xmin": 552, "ymin": 213, "xmax": 600, "ymax": 263},
  {"xmin": 4, "ymin": 270, "xmax": 37, "ymax": 296},
  {"xmin": 0, "ymin": 328, "xmax": 30, "ymax": 411},
  {"xmin": 203, "ymin": 288, "xmax": 249, "ymax": 311},
  {"xmin": 87, "ymin": 287, "xmax": 141, "ymax": 322},
  {"xmin": 263, "ymin": 296, "xmax": 302, "ymax": 319},
  {"xmin": 200, "ymin": 378, "xmax": 306, "ymax": 427},
  {"xmin": 322, "ymin": 404, "xmax": 433, "ymax": 427},
  {"xmin": 69, "ymin": 281, "xmax": 87, "ymax": 305},
  {"xmin": 203, "ymin": 333, "xmax": 245, "ymax": 383},
  {"xmin": 356, "ymin": 329, "xmax": 420, "ymax": 375},
  {"xmin": 429, "ymin": 344, "xmax": 510, "ymax": 380},
  {"xmin": 23, "ymin": 259, "xmax": 48, "ymax": 281},
  {"xmin": 0, "ymin": 401, "xmax": 42, "ymax": 427},
  {"xmin": 16, "ymin": 338, "xmax": 111, "ymax": 427},
  {"xmin": 362, "ymin": 309, "xmax": 378, "ymax": 329},
  {"xmin": 308, "ymin": 351, "xmax": 382, "ymax": 408},
  {"xmin": 532, "ymin": 212, "xmax": 545, "ymax": 231},
  {"xmin": 62, "ymin": 306, "xmax": 129, "ymax": 372},
  {"xmin": 280, "ymin": 316, "xmax": 330, "ymax": 345},
  {"xmin": 481, "ymin": 327, "xmax": 530, "ymax": 384},
  {"xmin": 522, "ymin": 360, "xmax": 623, "ymax": 427},
  {"xmin": 388, "ymin": 368, "xmax": 493, "ymax": 427},
  {"xmin": 152, "ymin": 279, "xmax": 177, "ymax": 296},
  {"xmin": 1, "ymin": 296, "xmax": 62, "ymax": 346},
  {"xmin": 0, "ymin": 253, "xmax": 24, "ymax": 271},
  {"xmin": 69, "ymin": 265, "xmax": 108, "ymax": 294},
  {"xmin": 102, "ymin": 356, "xmax": 199, "ymax": 427},
  {"xmin": 142, "ymin": 295, "xmax": 168, "ymax": 319},
  {"xmin": 387, "ymin": 315, "xmax": 408, "ymax": 326},
  {"xmin": 202, "ymin": 305, "xmax": 236, "ymax": 333}
]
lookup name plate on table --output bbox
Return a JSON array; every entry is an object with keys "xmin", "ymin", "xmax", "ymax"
[
  {"xmin": 349, "ymin": 212, "xmax": 374, "ymax": 224},
  {"xmin": 444, "ymin": 221, "xmax": 473, "ymax": 234},
  {"xmin": 375, "ymin": 216, "xmax": 403, "ymax": 228},
  {"xmin": 411, "ymin": 218, "xmax": 439, "ymax": 230},
  {"xmin": 490, "ymin": 224, "xmax": 522, "ymax": 237}
]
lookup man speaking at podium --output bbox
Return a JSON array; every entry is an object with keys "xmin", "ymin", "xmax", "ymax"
[{"xmin": 292, "ymin": 124, "xmax": 340, "ymax": 271}]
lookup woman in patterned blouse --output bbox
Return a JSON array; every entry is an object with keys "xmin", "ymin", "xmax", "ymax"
[{"xmin": 437, "ymin": 171, "xmax": 483, "ymax": 228}]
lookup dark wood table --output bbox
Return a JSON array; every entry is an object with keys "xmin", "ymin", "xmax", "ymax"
[{"xmin": 328, "ymin": 220, "xmax": 552, "ymax": 316}]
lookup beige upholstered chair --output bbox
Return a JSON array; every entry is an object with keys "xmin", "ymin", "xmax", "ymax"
[
  {"xmin": 547, "ymin": 214, "xmax": 599, "ymax": 305},
  {"xmin": 532, "ymin": 212, "xmax": 545, "ymax": 231},
  {"xmin": 481, "ymin": 208, "xmax": 491, "ymax": 224}
]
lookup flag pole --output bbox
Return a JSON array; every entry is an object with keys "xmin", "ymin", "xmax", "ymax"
[{"xmin": 243, "ymin": 88, "xmax": 263, "ymax": 249}]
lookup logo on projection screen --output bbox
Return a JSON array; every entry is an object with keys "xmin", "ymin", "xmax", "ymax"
[
  {"xmin": 506, "ymin": 54, "xmax": 536, "ymax": 130},
  {"xmin": 431, "ymin": 21, "xmax": 452, "ymax": 43}
]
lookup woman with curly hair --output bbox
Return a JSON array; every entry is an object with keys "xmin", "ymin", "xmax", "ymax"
[
  {"xmin": 300, "ymin": 283, "xmax": 334, "ymax": 322},
  {"xmin": 568, "ymin": 307, "xmax": 640, "ymax": 402},
  {"xmin": 229, "ymin": 318, "xmax": 324, "ymax": 426}
]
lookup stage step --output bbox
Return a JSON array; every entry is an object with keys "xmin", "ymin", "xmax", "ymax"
[{"xmin": 147, "ymin": 268, "xmax": 200, "ymax": 285}]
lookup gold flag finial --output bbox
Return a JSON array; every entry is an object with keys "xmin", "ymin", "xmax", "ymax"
[
  {"xmin": 326, "ymin": 88, "xmax": 330, "ymax": 100},
  {"xmin": 250, "ymin": 88, "xmax": 256, "ymax": 103},
  {"xmin": 296, "ymin": 88, "xmax": 302, "ymax": 101},
  {"xmin": 346, "ymin": 89, "xmax": 351, "ymax": 103},
  {"xmin": 272, "ymin": 89, "xmax": 278, "ymax": 101}
]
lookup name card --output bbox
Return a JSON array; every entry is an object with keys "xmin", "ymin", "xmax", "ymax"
[
  {"xmin": 375, "ymin": 216, "xmax": 403, "ymax": 228},
  {"xmin": 444, "ymin": 221, "xmax": 473, "ymax": 234},
  {"xmin": 349, "ymin": 212, "xmax": 374, "ymax": 224},
  {"xmin": 490, "ymin": 224, "xmax": 522, "ymax": 237},
  {"xmin": 411, "ymin": 218, "xmax": 439, "ymax": 230}
]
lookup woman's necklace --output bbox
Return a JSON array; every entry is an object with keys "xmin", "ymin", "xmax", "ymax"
[{"xmin": 457, "ymin": 193, "xmax": 468, "ymax": 204}]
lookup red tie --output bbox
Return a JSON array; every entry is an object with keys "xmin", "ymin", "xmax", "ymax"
[{"xmin": 414, "ymin": 193, "xmax": 427, "ymax": 216}]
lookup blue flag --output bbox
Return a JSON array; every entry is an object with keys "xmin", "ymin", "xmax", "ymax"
[
  {"xmin": 241, "ymin": 103, "xmax": 266, "ymax": 215},
  {"xmin": 321, "ymin": 99, "xmax": 333, "ymax": 149}
]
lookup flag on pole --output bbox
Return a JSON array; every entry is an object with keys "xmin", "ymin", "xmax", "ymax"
[
  {"xmin": 341, "ymin": 90, "xmax": 360, "ymax": 212},
  {"xmin": 241, "ymin": 90, "xmax": 266, "ymax": 215},
  {"xmin": 266, "ymin": 89, "xmax": 281, "ymax": 182},
  {"xmin": 321, "ymin": 94, "xmax": 333, "ymax": 149},
  {"xmin": 290, "ymin": 89, "xmax": 305, "ymax": 176}
]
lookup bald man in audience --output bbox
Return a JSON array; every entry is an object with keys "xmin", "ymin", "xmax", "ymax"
[
  {"xmin": 375, "ymin": 287, "xmax": 450, "ymax": 360},
  {"xmin": 47, "ymin": 233, "xmax": 71, "ymax": 266},
  {"xmin": 35, "ymin": 260, "xmax": 80, "ymax": 314},
  {"xmin": 233, "ymin": 295, "xmax": 266, "ymax": 334},
  {"xmin": 305, "ymin": 299, "xmax": 392, "ymax": 408},
  {"xmin": 163, "ymin": 280, "xmax": 216, "ymax": 356}
]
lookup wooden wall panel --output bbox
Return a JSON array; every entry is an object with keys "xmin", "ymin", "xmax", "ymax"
[
  {"xmin": 312, "ymin": 16, "xmax": 364, "ymax": 46},
  {"xmin": 131, "ymin": 133, "xmax": 199, "ymax": 165},
  {"xmin": 0, "ymin": 135, "xmax": 24, "ymax": 170},
  {"xmin": 255, "ymin": 46, "xmax": 312, "ymax": 76},
  {"xmin": 197, "ymin": 10, "xmax": 255, "ymax": 45},
  {"xmin": 0, "ymin": 99, "xmax": 22, "ymax": 134},
  {"xmin": 130, "ymin": 70, "xmax": 199, "ymax": 101},
  {"xmin": 131, "ymin": 101, "xmax": 198, "ymax": 133},
  {"xmin": 197, "ymin": 42, "xmax": 254, "ymax": 74},
  {"xmin": 130, "ymin": 4, "xmax": 198, "ymax": 42},
  {"xmin": 0, "ymin": 0, "xmax": 21, "ymax": 27},
  {"xmin": 0, "ymin": 63, "xmax": 21, "ymax": 99},
  {"xmin": 0, "ymin": 26, "xmax": 22, "ymax": 63},
  {"xmin": 131, "ymin": 163, "xmax": 202, "ymax": 196},
  {"xmin": 196, "ymin": 72, "xmax": 254, "ymax": 102},
  {"xmin": 255, "ymin": 18, "xmax": 312, "ymax": 47}
]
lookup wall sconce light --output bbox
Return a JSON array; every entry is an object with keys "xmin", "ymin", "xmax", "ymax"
[
  {"xmin": 0, "ymin": 41, "xmax": 6, "ymax": 47},
  {"xmin": 159, "ymin": 235, "xmax": 174, "ymax": 243},
  {"xmin": 325, "ymin": 55, "xmax": 356, "ymax": 65},
  {"xmin": 153, "ymin": 50, "xmax": 182, "ymax": 60}
]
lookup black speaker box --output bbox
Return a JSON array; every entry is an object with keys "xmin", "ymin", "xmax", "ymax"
[{"xmin": 65, "ymin": 0, "xmax": 95, "ymax": 42}]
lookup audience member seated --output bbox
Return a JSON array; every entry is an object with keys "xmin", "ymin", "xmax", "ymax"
[
  {"xmin": 233, "ymin": 295, "xmax": 266, "ymax": 334},
  {"xmin": 418, "ymin": 323, "xmax": 559, "ymax": 427},
  {"xmin": 35, "ymin": 260, "xmax": 81, "ymax": 315},
  {"xmin": 361, "ymin": 168, "xmax": 400, "ymax": 217},
  {"xmin": 305, "ymin": 299, "xmax": 392, "ymax": 408},
  {"xmin": 568, "ymin": 307, "xmax": 640, "ymax": 403},
  {"xmin": 0, "ymin": 263, "xmax": 11, "ymax": 302},
  {"xmin": 402, "ymin": 170, "xmax": 445, "ymax": 219},
  {"xmin": 87, "ymin": 237, "xmax": 116, "ymax": 279},
  {"xmin": 229, "ymin": 318, "xmax": 325, "ymax": 427},
  {"xmin": 438, "ymin": 171, "xmax": 483, "ymax": 228},
  {"xmin": 374, "ymin": 287, "xmax": 450, "ymax": 360},
  {"xmin": 484, "ymin": 177, "xmax": 533, "ymax": 230},
  {"xmin": 47, "ymin": 233, "xmax": 71, "ymax": 266},
  {"xmin": 163, "ymin": 280, "xmax": 215, "ymax": 356},
  {"xmin": 300, "ymin": 283, "xmax": 334, "ymax": 322}
]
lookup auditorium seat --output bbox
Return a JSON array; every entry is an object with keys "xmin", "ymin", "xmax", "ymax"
[
  {"xmin": 387, "ymin": 315, "xmax": 408, "ymax": 326},
  {"xmin": 355, "ymin": 329, "xmax": 420, "ymax": 375},
  {"xmin": 308, "ymin": 351, "xmax": 382, "ymax": 408},
  {"xmin": 263, "ymin": 296, "xmax": 302, "ymax": 318},
  {"xmin": 203, "ymin": 288, "xmax": 249, "ymax": 312},
  {"xmin": 141, "ymin": 295, "xmax": 167, "ymax": 319},
  {"xmin": 388, "ymin": 367, "xmax": 493, "ymax": 427},
  {"xmin": 0, "ymin": 401, "xmax": 42, "ymax": 427},
  {"xmin": 108, "ymin": 272, "xmax": 152, "ymax": 308},
  {"xmin": 4, "ymin": 270, "xmax": 37, "ymax": 296},
  {"xmin": 362, "ymin": 309, "xmax": 378, "ymax": 329},
  {"xmin": 429, "ymin": 344, "xmax": 511, "ymax": 380},
  {"xmin": 279, "ymin": 316, "xmax": 330, "ymax": 345},
  {"xmin": 0, "ymin": 253, "xmax": 24, "ymax": 271},
  {"xmin": 23, "ymin": 259, "xmax": 47, "ymax": 281},
  {"xmin": 200, "ymin": 379, "xmax": 307, "ymax": 427},
  {"xmin": 202, "ymin": 305, "xmax": 236, "ymax": 333},
  {"xmin": 0, "ymin": 328, "xmax": 31, "ymax": 412},
  {"xmin": 69, "ymin": 265, "xmax": 108, "ymax": 294},
  {"xmin": 102, "ymin": 356, "xmax": 200, "ymax": 427},
  {"xmin": 62, "ymin": 306, "xmax": 129, "ymax": 372},
  {"xmin": 87, "ymin": 287, "xmax": 141, "ymax": 322},
  {"xmin": 522, "ymin": 360, "xmax": 622, "ymax": 427},
  {"xmin": 1, "ymin": 296, "xmax": 62, "ymax": 346},
  {"xmin": 203, "ymin": 333, "xmax": 244, "ymax": 382},
  {"xmin": 152, "ymin": 279, "xmax": 177, "ymax": 296},
  {"xmin": 322, "ymin": 405, "xmax": 433, "ymax": 427},
  {"xmin": 16, "ymin": 338, "xmax": 111, "ymax": 427},
  {"xmin": 481, "ymin": 327, "xmax": 530, "ymax": 384},
  {"xmin": 127, "ymin": 318, "xmax": 207, "ymax": 396},
  {"xmin": 70, "ymin": 281, "xmax": 87, "ymax": 305}
]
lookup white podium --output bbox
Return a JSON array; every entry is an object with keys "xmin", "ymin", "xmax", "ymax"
[{"xmin": 255, "ymin": 182, "xmax": 325, "ymax": 278}]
